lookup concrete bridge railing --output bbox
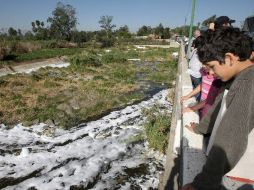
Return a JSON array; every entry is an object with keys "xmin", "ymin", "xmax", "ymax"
[{"xmin": 159, "ymin": 42, "xmax": 206, "ymax": 189}]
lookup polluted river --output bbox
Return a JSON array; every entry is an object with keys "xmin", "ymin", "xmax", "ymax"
[{"xmin": 0, "ymin": 60, "xmax": 174, "ymax": 190}]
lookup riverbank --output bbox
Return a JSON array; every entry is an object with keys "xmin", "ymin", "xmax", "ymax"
[
  {"xmin": 0, "ymin": 89, "xmax": 173, "ymax": 190},
  {"xmin": 0, "ymin": 57, "xmax": 69, "ymax": 77},
  {"xmin": 0, "ymin": 47, "xmax": 178, "ymax": 129}
]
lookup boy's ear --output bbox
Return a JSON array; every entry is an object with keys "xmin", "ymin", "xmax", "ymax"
[{"xmin": 225, "ymin": 53, "xmax": 239, "ymax": 66}]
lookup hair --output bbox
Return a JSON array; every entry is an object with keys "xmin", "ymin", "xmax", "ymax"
[
  {"xmin": 194, "ymin": 29, "xmax": 201, "ymax": 37},
  {"xmin": 192, "ymin": 36, "xmax": 205, "ymax": 49},
  {"xmin": 197, "ymin": 27, "xmax": 253, "ymax": 64}
]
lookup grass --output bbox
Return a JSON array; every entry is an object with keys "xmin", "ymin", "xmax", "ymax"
[
  {"xmin": 147, "ymin": 60, "xmax": 177, "ymax": 86},
  {"xmin": 0, "ymin": 46, "xmax": 178, "ymax": 128},
  {"xmin": 143, "ymin": 104, "xmax": 171, "ymax": 153},
  {"xmin": 15, "ymin": 48, "xmax": 85, "ymax": 62},
  {"xmin": 0, "ymin": 48, "xmax": 85, "ymax": 67}
]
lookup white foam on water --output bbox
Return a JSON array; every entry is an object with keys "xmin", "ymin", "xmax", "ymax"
[{"xmin": 0, "ymin": 89, "xmax": 172, "ymax": 190}]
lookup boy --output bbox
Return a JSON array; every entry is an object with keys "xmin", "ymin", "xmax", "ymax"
[{"xmin": 181, "ymin": 28, "xmax": 254, "ymax": 190}]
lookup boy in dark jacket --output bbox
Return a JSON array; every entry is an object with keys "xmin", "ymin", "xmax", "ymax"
[{"xmin": 181, "ymin": 28, "xmax": 254, "ymax": 190}]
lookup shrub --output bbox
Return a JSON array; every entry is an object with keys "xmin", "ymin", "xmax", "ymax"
[
  {"xmin": 0, "ymin": 45, "xmax": 9, "ymax": 60},
  {"xmin": 70, "ymin": 51, "xmax": 102, "ymax": 68},
  {"xmin": 0, "ymin": 41, "xmax": 41, "ymax": 60},
  {"xmin": 126, "ymin": 49, "xmax": 139, "ymax": 59},
  {"xmin": 15, "ymin": 41, "xmax": 41, "ymax": 53},
  {"xmin": 40, "ymin": 40, "xmax": 77, "ymax": 49},
  {"xmin": 101, "ymin": 50, "xmax": 127, "ymax": 63},
  {"xmin": 143, "ymin": 105, "xmax": 171, "ymax": 153}
]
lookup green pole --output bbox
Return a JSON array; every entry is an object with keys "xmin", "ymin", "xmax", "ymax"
[{"xmin": 187, "ymin": 0, "xmax": 196, "ymax": 57}]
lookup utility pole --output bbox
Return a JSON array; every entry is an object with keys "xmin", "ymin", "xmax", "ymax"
[{"xmin": 187, "ymin": 0, "xmax": 196, "ymax": 57}]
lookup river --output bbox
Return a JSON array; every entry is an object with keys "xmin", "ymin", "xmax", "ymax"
[{"xmin": 0, "ymin": 89, "xmax": 172, "ymax": 190}]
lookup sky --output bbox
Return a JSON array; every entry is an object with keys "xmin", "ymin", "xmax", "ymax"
[{"xmin": 0, "ymin": 0, "xmax": 253, "ymax": 33}]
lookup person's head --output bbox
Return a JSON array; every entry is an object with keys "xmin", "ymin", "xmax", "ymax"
[
  {"xmin": 208, "ymin": 22, "xmax": 215, "ymax": 30},
  {"xmin": 194, "ymin": 30, "xmax": 201, "ymax": 38},
  {"xmin": 197, "ymin": 27, "xmax": 253, "ymax": 81},
  {"xmin": 192, "ymin": 36, "xmax": 205, "ymax": 49},
  {"xmin": 214, "ymin": 16, "xmax": 235, "ymax": 30}
]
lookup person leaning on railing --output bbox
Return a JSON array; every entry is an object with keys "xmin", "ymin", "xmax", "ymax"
[{"xmin": 181, "ymin": 27, "xmax": 254, "ymax": 190}]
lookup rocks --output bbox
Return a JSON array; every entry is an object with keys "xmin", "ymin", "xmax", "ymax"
[
  {"xmin": 44, "ymin": 119, "xmax": 55, "ymax": 126},
  {"xmin": 41, "ymin": 125, "xmax": 56, "ymax": 137}
]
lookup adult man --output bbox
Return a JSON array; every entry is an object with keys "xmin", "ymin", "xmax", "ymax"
[{"xmin": 186, "ymin": 29, "xmax": 201, "ymax": 60}]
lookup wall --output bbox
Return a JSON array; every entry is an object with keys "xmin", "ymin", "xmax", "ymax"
[{"xmin": 159, "ymin": 42, "xmax": 206, "ymax": 189}]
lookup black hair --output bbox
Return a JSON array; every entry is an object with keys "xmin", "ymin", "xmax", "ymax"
[
  {"xmin": 197, "ymin": 27, "xmax": 253, "ymax": 64},
  {"xmin": 192, "ymin": 36, "xmax": 205, "ymax": 49}
]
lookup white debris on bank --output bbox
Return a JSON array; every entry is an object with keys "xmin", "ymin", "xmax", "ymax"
[
  {"xmin": 0, "ymin": 89, "xmax": 172, "ymax": 190},
  {"xmin": 0, "ymin": 60, "xmax": 70, "ymax": 77},
  {"xmin": 172, "ymin": 52, "xmax": 179, "ymax": 60},
  {"xmin": 16, "ymin": 62, "xmax": 70, "ymax": 74}
]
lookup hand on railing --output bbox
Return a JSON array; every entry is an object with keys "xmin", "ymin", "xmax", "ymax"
[
  {"xmin": 185, "ymin": 122, "xmax": 198, "ymax": 133},
  {"xmin": 182, "ymin": 106, "xmax": 194, "ymax": 113},
  {"xmin": 180, "ymin": 95, "xmax": 190, "ymax": 103}
]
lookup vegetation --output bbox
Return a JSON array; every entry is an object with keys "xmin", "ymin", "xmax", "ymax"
[
  {"xmin": 171, "ymin": 25, "xmax": 199, "ymax": 37},
  {"xmin": 0, "ymin": 1, "xmax": 178, "ymax": 62},
  {"xmin": 0, "ymin": 48, "xmax": 84, "ymax": 65},
  {"xmin": 47, "ymin": 2, "xmax": 77, "ymax": 41},
  {"xmin": 137, "ymin": 23, "xmax": 171, "ymax": 39},
  {"xmin": 98, "ymin": 15, "xmax": 116, "ymax": 47},
  {"xmin": 0, "ymin": 1, "xmax": 180, "ymax": 131},
  {"xmin": 0, "ymin": 47, "xmax": 178, "ymax": 128},
  {"xmin": 143, "ymin": 104, "xmax": 171, "ymax": 153}
]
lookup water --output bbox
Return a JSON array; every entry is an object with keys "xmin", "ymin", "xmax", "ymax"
[{"xmin": 0, "ymin": 89, "xmax": 172, "ymax": 190}]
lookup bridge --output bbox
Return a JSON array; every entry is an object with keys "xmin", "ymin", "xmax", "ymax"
[{"xmin": 159, "ymin": 41, "xmax": 206, "ymax": 189}]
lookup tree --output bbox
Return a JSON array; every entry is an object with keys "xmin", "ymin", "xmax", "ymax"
[
  {"xmin": 99, "ymin": 15, "xmax": 116, "ymax": 38},
  {"xmin": 86, "ymin": 31, "xmax": 96, "ymax": 42},
  {"xmin": 17, "ymin": 29, "xmax": 22, "ymax": 37},
  {"xmin": 154, "ymin": 23, "xmax": 164, "ymax": 37},
  {"xmin": 31, "ymin": 20, "xmax": 48, "ymax": 40},
  {"xmin": 171, "ymin": 25, "xmax": 198, "ymax": 37},
  {"xmin": 71, "ymin": 30, "xmax": 87, "ymax": 45},
  {"xmin": 98, "ymin": 15, "xmax": 116, "ymax": 47},
  {"xmin": 47, "ymin": 2, "xmax": 77, "ymax": 41},
  {"xmin": 115, "ymin": 25, "xmax": 132, "ymax": 39},
  {"xmin": 137, "ymin": 25, "xmax": 153, "ymax": 36},
  {"xmin": 8, "ymin": 27, "xmax": 17, "ymax": 37},
  {"xmin": 162, "ymin": 27, "xmax": 171, "ymax": 39},
  {"xmin": 24, "ymin": 31, "xmax": 34, "ymax": 40}
]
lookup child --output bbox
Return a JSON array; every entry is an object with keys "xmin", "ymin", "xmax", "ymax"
[
  {"xmin": 186, "ymin": 36, "xmax": 204, "ymax": 100},
  {"xmin": 181, "ymin": 28, "xmax": 254, "ymax": 190},
  {"xmin": 181, "ymin": 66, "xmax": 221, "ymax": 119}
]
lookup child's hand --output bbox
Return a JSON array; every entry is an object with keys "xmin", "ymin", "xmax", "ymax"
[
  {"xmin": 180, "ymin": 95, "xmax": 189, "ymax": 103},
  {"xmin": 182, "ymin": 107, "xmax": 193, "ymax": 113},
  {"xmin": 185, "ymin": 122, "xmax": 197, "ymax": 132}
]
